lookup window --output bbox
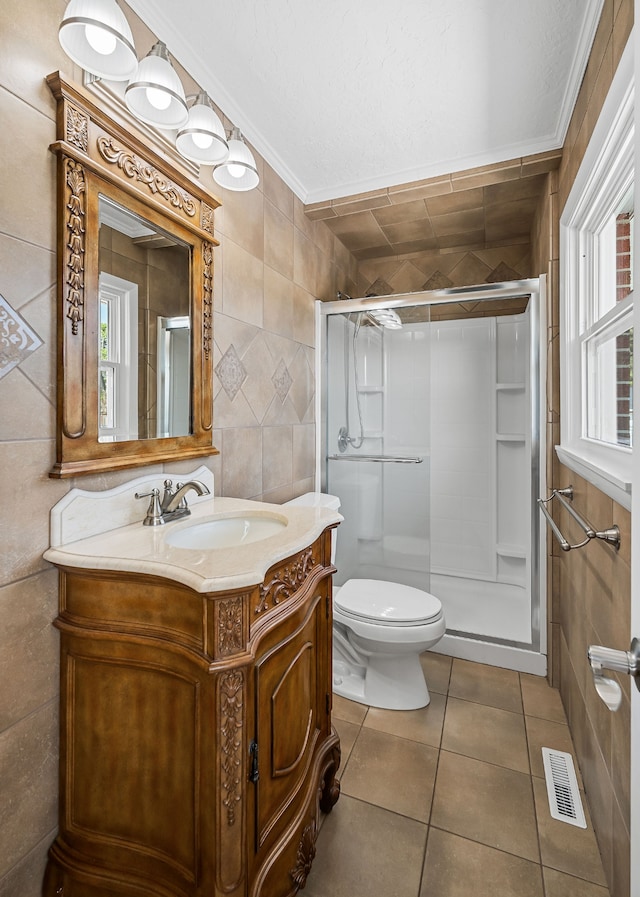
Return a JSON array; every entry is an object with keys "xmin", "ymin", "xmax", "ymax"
[{"xmin": 558, "ymin": 43, "xmax": 633, "ymax": 509}]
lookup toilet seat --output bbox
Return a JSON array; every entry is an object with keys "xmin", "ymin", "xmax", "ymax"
[{"xmin": 335, "ymin": 578, "xmax": 442, "ymax": 626}]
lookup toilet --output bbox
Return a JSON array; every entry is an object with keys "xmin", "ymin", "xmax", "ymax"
[{"xmin": 284, "ymin": 492, "xmax": 446, "ymax": 711}]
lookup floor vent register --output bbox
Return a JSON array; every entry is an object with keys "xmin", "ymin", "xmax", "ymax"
[{"xmin": 541, "ymin": 747, "xmax": 586, "ymax": 828}]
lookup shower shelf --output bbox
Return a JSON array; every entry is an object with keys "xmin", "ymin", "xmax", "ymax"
[
  {"xmin": 496, "ymin": 434, "xmax": 526, "ymax": 442},
  {"xmin": 358, "ymin": 385, "xmax": 384, "ymax": 393},
  {"xmin": 496, "ymin": 543, "xmax": 527, "ymax": 558},
  {"xmin": 496, "ymin": 382, "xmax": 525, "ymax": 390}
]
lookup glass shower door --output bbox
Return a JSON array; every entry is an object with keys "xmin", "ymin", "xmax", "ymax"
[{"xmin": 324, "ymin": 310, "xmax": 431, "ymax": 591}]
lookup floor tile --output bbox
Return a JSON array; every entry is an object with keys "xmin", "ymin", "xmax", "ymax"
[
  {"xmin": 363, "ymin": 692, "xmax": 446, "ymax": 749},
  {"xmin": 431, "ymin": 751, "xmax": 539, "ymax": 861},
  {"xmin": 305, "ymin": 795, "xmax": 427, "ymax": 897},
  {"xmin": 448, "ymin": 658, "xmax": 522, "ymax": 712},
  {"xmin": 332, "ymin": 717, "xmax": 361, "ymax": 769},
  {"xmin": 442, "ymin": 697, "xmax": 529, "ymax": 773},
  {"xmin": 420, "ymin": 828, "xmax": 544, "ymax": 897},
  {"xmin": 532, "ymin": 776, "xmax": 607, "ymax": 886},
  {"xmin": 542, "ymin": 866, "xmax": 611, "ymax": 897},
  {"xmin": 525, "ymin": 715, "xmax": 583, "ymax": 784},
  {"xmin": 332, "ymin": 693, "xmax": 368, "ymax": 725},
  {"xmin": 420, "ymin": 651, "xmax": 452, "ymax": 694},
  {"xmin": 521, "ymin": 673, "xmax": 567, "ymax": 723},
  {"xmin": 340, "ymin": 727, "xmax": 438, "ymax": 823}
]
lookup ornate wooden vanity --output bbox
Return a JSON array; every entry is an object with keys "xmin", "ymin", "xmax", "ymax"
[{"xmin": 43, "ymin": 523, "xmax": 340, "ymax": 896}]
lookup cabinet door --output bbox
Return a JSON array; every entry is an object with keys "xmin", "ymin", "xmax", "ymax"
[{"xmin": 253, "ymin": 591, "xmax": 328, "ymax": 851}]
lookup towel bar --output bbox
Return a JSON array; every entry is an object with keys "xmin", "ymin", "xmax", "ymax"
[{"xmin": 538, "ymin": 486, "xmax": 620, "ymax": 551}]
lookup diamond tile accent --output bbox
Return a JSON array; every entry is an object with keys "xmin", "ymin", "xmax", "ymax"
[
  {"xmin": 272, "ymin": 359, "xmax": 293, "ymax": 402},
  {"xmin": 423, "ymin": 270, "xmax": 453, "ymax": 291},
  {"xmin": 0, "ymin": 294, "xmax": 43, "ymax": 380},
  {"xmin": 486, "ymin": 261, "xmax": 522, "ymax": 283},
  {"xmin": 215, "ymin": 344, "xmax": 247, "ymax": 401}
]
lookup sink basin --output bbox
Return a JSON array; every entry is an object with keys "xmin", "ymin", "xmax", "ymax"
[{"xmin": 164, "ymin": 514, "xmax": 287, "ymax": 550}]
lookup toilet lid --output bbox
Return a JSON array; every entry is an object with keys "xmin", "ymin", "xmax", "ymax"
[{"xmin": 335, "ymin": 579, "xmax": 442, "ymax": 624}]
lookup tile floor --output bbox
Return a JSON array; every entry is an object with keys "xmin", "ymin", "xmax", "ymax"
[{"xmin": 305, "ymin": 654, "xmax": 610, "ymax": 897}]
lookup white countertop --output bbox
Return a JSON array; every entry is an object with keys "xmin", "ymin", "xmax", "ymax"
[{"xmin": 44, "ymin": 495, "xmax": 341, "ymax": 593}]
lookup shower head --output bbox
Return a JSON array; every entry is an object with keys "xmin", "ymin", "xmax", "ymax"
[{"xmin": 366, "ymin": 308, "xmax": 402, "ymax": 330}]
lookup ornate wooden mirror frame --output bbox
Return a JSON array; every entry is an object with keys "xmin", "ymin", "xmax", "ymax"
[{"xmin": 47, "ymin": 72, "xmax": 219, "ymax": 478}]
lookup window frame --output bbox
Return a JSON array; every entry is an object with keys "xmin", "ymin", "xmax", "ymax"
[{"xmin": 558, "ymin": 41, "xmax": 634, "ymax": 510}]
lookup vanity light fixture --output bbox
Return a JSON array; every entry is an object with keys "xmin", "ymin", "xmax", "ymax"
[
  {"xmin": 176, "ymin": 92, "xmax": 229, "ymax": 165},
  {"xmin": 125, "ymin": 41, "xmax": 189, "ymax": 129},
  {"xmin": 59, "ymin": 0, "xmax": 137, "ymax": 81},
  {"xmin": 58, "ymin": 3, "xmax": 260, "ymax": 189},
  {"xmin": 213, "ymin": 128, "xmax": 260, "ymax": 191}
]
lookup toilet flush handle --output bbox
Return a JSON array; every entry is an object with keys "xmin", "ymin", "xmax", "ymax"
[{"xmin": 587, "ymin": 638, "xmax": 640, "ymax": 711}]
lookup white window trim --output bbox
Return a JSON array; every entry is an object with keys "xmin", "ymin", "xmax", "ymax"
[{"xmin": 558, "ymin": 38, "xmax": 634, "ymax": 511}]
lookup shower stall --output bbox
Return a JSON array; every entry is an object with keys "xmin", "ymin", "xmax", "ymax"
[{"xmin": 317, "ymin": 280, "xmax": 547, "ymax": 675}]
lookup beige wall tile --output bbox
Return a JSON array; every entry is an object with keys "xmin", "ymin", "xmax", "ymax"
[
  {"xmin": 264, "ymin": 266, "xmax": 295, "ymax": 340},
  {"xmin": 0, "ymin": 90, "xmax": 56, "ymax": 250},
  {"xmin": 0, "ymin": 440, "xmax": 67, "ymax": 582},
  {"xmin": 0, "ymin": 235, "xmax": 55, "ymax": 311},
  {"xmin": 262, "ymin": 162, "xmax": 294, "ymax": 221},
  {"xmin": 294, "ymin": 228, "xmax": 320, "ymax": 294},
  {"xmin": 221, "ymin": 239, "xmax": 264, "ymax": 327},
  {"xmin": 292, "ymin": 424, "xmax": 315, "ymax": 483},
  {"xmin": 0, "ymin": 368, "xmax": 54, "ymax": 439},
  {"xmin": 264, "ymin": 200, "xmax": 294, "ymax": 280},
  {"xmin": 262, "ymin": 426, "xmax": 293, "ymax": 493},
  {"xmin": 0, "ymin": 571, "xmax": 59, "ymax": 733},
  {"xmin": 0, "ymin": 700, "xmax": 58, "ymax": 878},
  {"xmin": 218, "ymin": 185, "xmax": 264, "ymax": 260},
  {"xmin": 220, "ymin": 427, "xmax": 262, "ymax": 498},
  {"xmin": 0, "ymin": 834, "xmax": 52, "ymax": 897}
]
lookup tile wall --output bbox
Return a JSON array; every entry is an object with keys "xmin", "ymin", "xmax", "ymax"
[
  {"xmin": 0, "ymin": 1, "xmax": 358, "ymax": 892},
  {"xmin": 531, "ymin": 2, "xmax": 633, "ymax": 896}
]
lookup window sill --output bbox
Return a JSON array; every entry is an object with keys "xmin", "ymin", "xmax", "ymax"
[{"xmin": 555, "ymin": 444, "xmax": 631, "ymax": 510}]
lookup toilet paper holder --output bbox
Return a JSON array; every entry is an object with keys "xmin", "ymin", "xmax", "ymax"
[{"xmin": 587, "ymin": 639, "xmax": 640, "ymax": 711}]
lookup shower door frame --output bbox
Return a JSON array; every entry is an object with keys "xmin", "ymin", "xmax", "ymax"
[{"xmin": 315, "ymin": 278, "xmax": 548, "ymax": 675}]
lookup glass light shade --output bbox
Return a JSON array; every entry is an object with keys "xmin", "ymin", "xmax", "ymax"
[
  {"xmin": 59, "ymin": 0, "xmax": 137, "ymax": 80},
  {"xmin": 213, "ymin": 129, "xmax": 259, "ymax": 191},
  {"xmin": 125, "ymin": 41, "xmax": 188, "ymax": 129},
  {"xmin": 176, "ymin": 93, "xmax": 229, "ymax": 165}
]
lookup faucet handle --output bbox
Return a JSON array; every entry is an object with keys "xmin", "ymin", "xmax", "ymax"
[{"xmin": 134, "ymin": 488, "xmax": 165, "ymax": 526}]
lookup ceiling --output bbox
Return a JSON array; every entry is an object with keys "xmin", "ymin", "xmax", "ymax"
[{"xmin": 126, "ymin": 0, "xmax": 602, "ymax": 206}]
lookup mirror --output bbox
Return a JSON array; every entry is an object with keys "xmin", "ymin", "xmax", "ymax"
[
  {"xmin": 47, "ymin": 71, "xmax": 219, "ymax": 478},
  {"xmin": 97, "ymin": 197, "xmax": 191, "ymax": 442}
]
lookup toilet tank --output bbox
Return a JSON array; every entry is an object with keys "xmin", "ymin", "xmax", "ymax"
[{"xmin": 284, "ymin": 492, "xmax": 341, "ymax": 564}]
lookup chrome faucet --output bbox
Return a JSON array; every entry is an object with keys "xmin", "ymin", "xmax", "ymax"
[{"xmin": 135, "ymin": 479, "xmax": 210, "ymax": 526}]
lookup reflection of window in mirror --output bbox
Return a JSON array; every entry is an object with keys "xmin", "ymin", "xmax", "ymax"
[
  {"xmin": 98, "ymin": 196, "xmax": 192, "ymax": 441},
  {"xmin": 98, "ymin": 273, "xmax": 138, "ymax": 442}
]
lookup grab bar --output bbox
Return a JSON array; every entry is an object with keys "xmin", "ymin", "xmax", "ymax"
[
  {"xmin": 327, "ymin": 454, "xmax": 423, "ymax": 464},
  {"xmin": 538, "ymin": 486, "xmax": 620, "ymax": 551}
]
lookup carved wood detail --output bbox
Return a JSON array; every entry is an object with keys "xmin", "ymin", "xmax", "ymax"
[
  {"xmin": 201, "ymin": 202, "xmax": 215, "ymax": 235},
  {"xmin": 202, "ymin": 242, "xmax": 213, "ymax": 360},
  {"xmin": 64, "ymin": 160, "xmax": 86, "ymax": 337},
  {"xmin": 220, "ymin": 670, "xmax": 243, "ymax": 826},
  {"xmin": 96, "ymin": 136, "xmax": 197, "ymax": 216},
  {"xmin": 66, "ymin": 105, "xmax": 88, "ymax": 153},
  {"xmin": 256, "ymin": 548, "xmax": 316, "ymax": 615},
  {"xmin": 289, "ymin": 821, "xmax": 317, "ymax": 891},
  {"xmin": 217, "ymin": 596, "xmax": 243, "ymax": 657}
]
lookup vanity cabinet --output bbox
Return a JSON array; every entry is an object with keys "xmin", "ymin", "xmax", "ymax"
[{"xmin": 43, "ymin": 528, "xmax": 340, "ymax": 897}]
